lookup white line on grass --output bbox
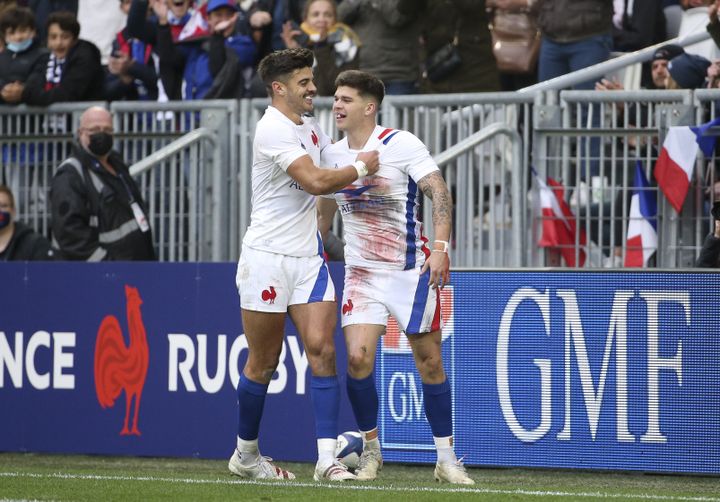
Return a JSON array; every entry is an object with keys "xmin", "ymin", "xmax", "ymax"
[{"xmin": 0, "ymin": 471, "xmax": 716, "ymax": 501}]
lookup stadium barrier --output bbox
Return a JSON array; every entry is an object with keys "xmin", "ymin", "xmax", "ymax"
[
  {"xmin": 2, "ymin": 89, "xmax": 720, "ymax": 266},
  {"xmin": 1, "ymin": 262, "xmax": 718, "ymax": 474}
]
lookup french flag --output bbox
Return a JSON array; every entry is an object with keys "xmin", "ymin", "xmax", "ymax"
[
  {"xmin": 655, "ymin": 117, "xmax": 720, "ymax": 213},
  {"xmin": 624, "ymin": 161, "xmax": 657, "ymax": 267},
  {"xmin": 177, "ymin": 5, "xmax": 209, "ymax": 43},
  {"xmin": 535, "ymin": 170, "xmax": 586, "ymax": 267}
]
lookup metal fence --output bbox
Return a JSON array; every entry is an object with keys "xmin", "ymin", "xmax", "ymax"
[
  {"xmin": 533, "ymin": 89, "xmax": 701, "ymax": 268},
  {"xmin": 0, "ymin": 100, "xmax": 236, "ymax": 262},
  {"xmin": 2, "ymin": 89, "xmax": 719, "ymax": 266}
]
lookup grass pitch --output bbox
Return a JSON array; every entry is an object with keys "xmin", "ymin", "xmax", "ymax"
[{"xmin": 0, "ymin": 453, "xmax": 718, "ymax": 501}]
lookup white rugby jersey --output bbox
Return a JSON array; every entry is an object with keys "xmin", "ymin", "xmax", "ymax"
[
  {"xmin": 322, "ymin": 125, "xmax": 439, "ymax": 270},
  {"xmin": 242, "ymin": 106, "xmax": 332, "ymax": 257}
]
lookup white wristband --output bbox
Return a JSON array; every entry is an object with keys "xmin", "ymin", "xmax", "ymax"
[
  {"xmin": 353, "ymin": 160, "xmax": 368, "ymax": 178},
  {"xmin": 433, "ymin": 240, "xmax": 449, "ymax": 253}
]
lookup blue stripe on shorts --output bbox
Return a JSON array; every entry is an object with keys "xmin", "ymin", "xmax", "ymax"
[
  {"xmin": 308, "ymin": 261, "xmax": 329, "ymax": 303},
  {"xmin": 406, "ymin": 268, "xmax": 431, "ymax": 334}
]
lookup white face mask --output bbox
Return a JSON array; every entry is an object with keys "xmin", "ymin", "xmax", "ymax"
[{"xmin": 6, "ymin": 37, "xmax": 33, "ymax": 53}]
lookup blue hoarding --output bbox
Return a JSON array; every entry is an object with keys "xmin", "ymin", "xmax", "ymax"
[{"xmin": 0, "ymin": 263, "xmax": 718, "ymax": 474}]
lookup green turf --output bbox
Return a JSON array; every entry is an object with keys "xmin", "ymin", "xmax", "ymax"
[{"xmin": 0, "ymin": 453, "xmax": 717, "ymax": 501}]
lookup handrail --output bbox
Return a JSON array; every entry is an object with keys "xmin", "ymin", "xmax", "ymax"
[
  {"xmin": 129, "ymin": 127, "xmax": 217, "ymax": 176},
  {"xmin": 128, "ymin": 127, "xmax": 223, "ymax": 261},
  {"xmin": 519, "ymin": 29, "xmax": 711, "ymax": 93},
  {"xmin": 433, "ymin": 122, "xmax": 523, "ymax": 267}
]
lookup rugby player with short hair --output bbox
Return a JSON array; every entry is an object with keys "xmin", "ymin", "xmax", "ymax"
[
  {"xmin": 229, "ymin": 48, "xmax": 379, "ymax": 482},
  {"xmin": 318, "ymin": 69, "xmax": 473, "ymax": 485}
]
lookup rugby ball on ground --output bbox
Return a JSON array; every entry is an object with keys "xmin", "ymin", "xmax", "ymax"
[{"xmin": 335, "ymin": 431, "xmax": 363, "ymax": 470}]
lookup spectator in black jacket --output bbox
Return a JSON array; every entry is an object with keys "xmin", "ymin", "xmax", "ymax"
[
  {"xmin": 126, "ymin": 0, "xmax": 195, "ymax": 100},
  {"xmin": 2, "ymin": 11, "xmax": 106, "ymax": 105},
  {"xmin": 696, "ymin": 201, "xmax": 720, "ymax": 267},
  {"xmin": 0, "ymin": 6, "xmax": 49, "ymax": 104},
  {"xmin": 105, "ymin": 0, "xmax": 159, "ymax": 101},
  {"xmin": 0, "ymin": 185, "xmax": 54, "ymax": 261},
  {"xmin": 50, "ymin": 106, "xmax": 156, "ymax": 261}
]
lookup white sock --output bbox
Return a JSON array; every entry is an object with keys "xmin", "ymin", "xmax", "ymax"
[
  {"xmin": 360, "ymin": 428, "xmax": 380, "ymax": 450},
  {"xmin": 434, "ymin": 435, "xmax": 457, "ymax": 464},
  {"xmin": 236, "ymin": 437, "xmax": 260, "ymax": 465},
  {"xmin": 364, "ymin": 437, "xmax": 381, "ymax": 451},
  {"xmin": 317, "ymin": 438, "xmax": 336, "ymax": 466}
]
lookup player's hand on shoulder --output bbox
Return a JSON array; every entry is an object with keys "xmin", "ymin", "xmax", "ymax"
[{"xmin": 357, "ymin": 150, "xmax": 380, "ymax": 175}]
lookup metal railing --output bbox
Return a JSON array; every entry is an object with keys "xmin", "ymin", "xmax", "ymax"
[
  {"xmin": 128, "ymin": 127, "xmax": 220, "ymax": 261},
  {"xmin": 433, "ymin": 122, "xmax": 524, "ymax": 267},
  {"xmin": 533, "ymin": 89, "xmax": 702, "ymax": 267},
  {"xmin": 3, "ymin": 88, "xmax": 720, "ymax": 267},
  {"xmin": 0, "ymin": 100, "xmax": 235, "ymax": 262},
  {"xmin": 519, "ymin": 30, "xmax": 711, "ymax": 94}
]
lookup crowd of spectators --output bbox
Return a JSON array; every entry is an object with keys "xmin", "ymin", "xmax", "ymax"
[
  {"xmin": 1, "ymin": 0, "xmax": 719, "ymax": 107},
  {"xmin": 3, "ymin": 0, "xmax": 720, "ymax": 265}
]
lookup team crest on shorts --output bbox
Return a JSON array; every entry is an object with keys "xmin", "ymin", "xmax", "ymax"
[
  {"xmin": 261, "ymin": 286, "xmax": 277, "ymax": 304},
  {"xmin": 342, "ymin": 299, "xmax": 353, "ymax": 315}
]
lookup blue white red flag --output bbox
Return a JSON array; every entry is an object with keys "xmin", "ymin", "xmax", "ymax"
[
  {"xmin": 535, "ymin": 170, "xmax": 586, "ymax": 267},
  {"xmin": 655, "ymin": 117, "xmax": 720, "ymax": 213},
  {"xmin": 625, "ymin": 161, "xmax": 657, "ymax": 267}
]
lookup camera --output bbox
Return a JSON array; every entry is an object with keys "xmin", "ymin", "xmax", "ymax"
[{"xmin": 712, "ymin": 200, "xmax": 720, "ymax": 220}]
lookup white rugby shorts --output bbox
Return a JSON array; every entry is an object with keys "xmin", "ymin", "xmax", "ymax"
[
  {"xmin": 340, "ymin": 265, "xmax": 441, "ymax": 334},
  {"xmin": 237, "ymin": 245, "xmax": 335, "ymax": 312}
]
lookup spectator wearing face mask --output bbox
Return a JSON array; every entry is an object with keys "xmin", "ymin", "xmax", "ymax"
[
  {"xmin": 0, "ymin": 184, "xmax": 54, "ymax": 261},
  {"xmin": 0, "ymin": 6, "xmax": 49, "ymax": 104},
  {"xmin": 50, "ymin": 106, "xmax": 156, "ymax": 261},
  {"xmin": 5, "ymin": 11, "xmax": 106, "ymax": 105}
]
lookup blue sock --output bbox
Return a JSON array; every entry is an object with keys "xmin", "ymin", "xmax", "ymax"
[
  {"xmin": 346, "ymin": 373, "xmax": 379, "ymax": 432},
  {"xmin": 310, "ymin": 375, "xmax": 340, "ymax": 439},
  {"xmin": 423, "ymin": 379, "xmax": 452, "ymax": 438},
  {"xmin": 237, "ymin": 373, "xmax": 268, "ymax": 441}
]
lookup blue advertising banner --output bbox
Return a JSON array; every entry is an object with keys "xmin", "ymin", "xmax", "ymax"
[{"xmin": 1, "ymin": 264, "xmax": 718, "ymax": 474}]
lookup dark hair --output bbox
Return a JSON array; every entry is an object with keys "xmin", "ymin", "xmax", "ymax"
[
  {"xmin": 334, "ymin": 70, "xmax": 385, "ymax": 106},
  {"xmin": 47, "ymin": 11, "xmax": 80, "ymax": 40},
  {"xmin": 257, "ymin": 48, "xmax": 315, "ymax": 96},
  {"xmin": 0, "ymin": 184, "xmax": 15, "ymax": 210},
  {"xmin": 0, "ymin": 6, "xmax": 36, "ymax": 35}
]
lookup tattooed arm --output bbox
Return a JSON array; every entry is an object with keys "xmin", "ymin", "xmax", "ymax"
[{"xmin": 417, "ymin": 170, "xmax": 452, "ymax": 289}]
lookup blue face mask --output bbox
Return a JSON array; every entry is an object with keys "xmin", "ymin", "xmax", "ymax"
[
  {"xmin": 0, "ymin": 210, "xmax": 11, "ymax": 229},
  {"xmin": 6, "ymin": 38, "xmax": 33, "ymax": 53}
]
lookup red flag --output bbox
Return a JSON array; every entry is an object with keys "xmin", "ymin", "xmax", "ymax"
[
  {"xmin": 537, "ymin": 175, "xmax": 587, "ymax": 267},
  {"xmin": 655, "ymin": 118, "xmax": 720, "ymax": 213}
]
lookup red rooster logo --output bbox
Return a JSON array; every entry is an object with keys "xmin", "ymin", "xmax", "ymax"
[
  {"xmin": 262, "ymin": 286, "xmax": 277, "ymax": 304},
  {"xmin": 94, "ymin": 285, "xmax": 150, "ymax": 436},
  {"xmin": 311, "ymin": 130, "xmax": 319, "ymax": 147},
  {"xmin": 342, "ymin": 299, "xmax": 353, "ymax": 315}
]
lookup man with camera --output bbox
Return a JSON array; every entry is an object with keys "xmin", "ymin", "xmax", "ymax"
[{"xmin": 696, "ymin": 200, "xmax": 720, "ymax": 267}]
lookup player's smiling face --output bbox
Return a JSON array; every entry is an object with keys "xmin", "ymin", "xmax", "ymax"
[
  {"xmin": 283, "ymin": 67, "xmax": 317, "ymax": 115},
  {"xmin": 333, "ymin": 86, "xmax": 367, "ymax": 132}
]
